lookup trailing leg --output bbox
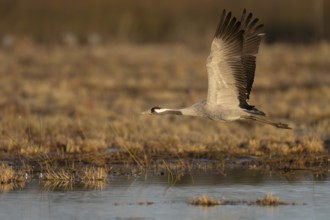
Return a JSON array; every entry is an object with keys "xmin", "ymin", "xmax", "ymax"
[{"xmin": 242, "ymin": 115, "xmax": 291, "ymax": 129}]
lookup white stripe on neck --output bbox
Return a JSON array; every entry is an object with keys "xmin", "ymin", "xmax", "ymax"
[{"xmin": 155, "ymin": 108, "xmax": 170, "ymax": 113}]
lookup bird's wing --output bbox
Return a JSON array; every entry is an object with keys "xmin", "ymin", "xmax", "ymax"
[
  {"xmin": 206, "ymin": 9, "xmax": 263, "ymax": 109},
  {"xmin": 240, "ymin": 9, "xmax": 264, "ymax": 99}
]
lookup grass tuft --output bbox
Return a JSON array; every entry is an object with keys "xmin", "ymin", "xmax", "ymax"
[
  {"xmin": 0, "ymin": 164, "xmax": 16, "ymax": 184},
  {"xmin": 190, "ymin": 195, "xmax": 221, "ymax": 206},
  {"xmin": 255, "ymin": 193, "xmax": 288, "ymax": 206},
  {"xmin": 189, "ymin": 193, "xmax": 293, "ymax": 207},
  {"xmin": 42, "ymin": 167, "xmax": 74, "ymax": 181},
  {"xmin": 0, "ymin": 163, "xmax": 26, "ymax": 192}
]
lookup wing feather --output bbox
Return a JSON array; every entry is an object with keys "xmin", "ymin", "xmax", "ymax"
[{"xmin": 206, "ymin": 9, "xmax": 264, "ymax": 108}]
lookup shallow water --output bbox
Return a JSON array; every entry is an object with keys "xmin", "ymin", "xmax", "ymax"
[{"xmin": 0, "ymin": 169, "xmax": 329, "ymax": 220}]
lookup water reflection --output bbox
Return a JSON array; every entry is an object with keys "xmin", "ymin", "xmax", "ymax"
[
  {"xmin": 40, "ymin": 180, "xmax": 108, "ymax": 191},
  {"xmin": 0, "ymin": 169, "xmax": 329, "ymax": 220},
  {"xmin": 41, "ymin": 181, "xmax": 73, "ymax": 192},
  {"xmin": 1, "ymin": 169, "xmax": 329, "ymax": 192},
  {"xmin": 0, "ymin": 181, "xmax": 25, "ymax": 193}
]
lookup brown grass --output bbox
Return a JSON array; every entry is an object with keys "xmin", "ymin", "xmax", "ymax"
[
  {"xmin": 41, "ymin": 167, "xmax": 74, "ymax": 181},
  {"xmin": 0, "ymin": 163, "xmax": 26, "ymax": 192},
  {"xmin": 42, "ymin": 181, "xmax": 73, "ymax": 191},
  {"xmin": 81, "ymin": 167, "xmax": 107, "ymax": 181},
  {"xmin": 255, "ymin": 193, "xmax": 288, "ymax": 206},
  {"xmin": 0, "ymin": 163, "xmax": 25, "ymax": 184},
  {"xmin": 189, "ymin": 193, "xmax": 292, "ymax": 206},
  {"xmin": 39, "ymin": 165, "xmax": 108, "ymax": 190},
  {"xmin": 0, "ymin": 41, "xmax": 329, "ymax": 173},
  {"xmin": 190, "ymin": 195, "xmax": 222, "ymax": 206},
  {"xmin": 0, "ymin": 164, "xmax": 16, "ymax": 184},
  {"xmin": 81, "ymin": 180, "xmax": 107, "ymax": 190},
  {"xmin": 0, "ymin": 181, "xmax": 25, "ymax": 193}
]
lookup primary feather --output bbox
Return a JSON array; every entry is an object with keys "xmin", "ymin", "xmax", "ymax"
[{"xmin": 206, "ymin": 9, "xmax": 263, "ymax": 112}]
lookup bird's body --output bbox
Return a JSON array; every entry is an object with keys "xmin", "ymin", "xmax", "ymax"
[
  {"xmin": 153, "ymin": 101, "xmax": 248, "ymax": 121},
  {"xmin": 143, "ymin": 9, "xmax": 291, "ymax": 129}
]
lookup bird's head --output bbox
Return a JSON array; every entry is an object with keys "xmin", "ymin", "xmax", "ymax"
[{"xmin": 142, "ymin": 106, "xmax": 162, "ymax": 115}]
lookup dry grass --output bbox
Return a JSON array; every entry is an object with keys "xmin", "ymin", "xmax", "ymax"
[
  {"xmin": 189, "ymin": 193, "xmax": 292, "ymax": 207},
  {"xmin": 40, "ymin": 166, "xmax": 109, "ymax": 191},
  {"xmin": 255, "ymin": 193, "xmax": 288, "ymax": 206},
  {"xmin": 81, "ymin": 180, "xmax": 107, "ymax": 190},
  {"xmin": 0, "ymin": 163, "xmax": 26, "ymax": 192},
  {"xmin": 41, "ymin": 181, "xmax": 73, "ymax": 191},
  {"xmin": 38, "ymin": 165, "xmax": 108, "ymax": 191},
  {"xmin": 81, "ymin": 167, "xmax": 107, "ymax": 181},
  {"xmin": 0, "ymin": 181, "xmax": 25, "ymax": 193},
  {"xmin": 0, "ymin": 163, "xmax": 25, "ymax": 184},
  {"xmin": 0, "ymin": 41, "xmax": 329, "ymax": 173},
  {"xmin": 190, "ymin": 195, "xmax": 222, "ymax": 206},
  {"xmin": 41, "ymin": 165, "xmax": 108, "ymax": 181},
  {"xmin": 0, "ymin": 164, "xmax": 16, "ymax": 184},
  {"xmin": 41, "ymin": 166, "xmax": 74, "ymax": 181}
]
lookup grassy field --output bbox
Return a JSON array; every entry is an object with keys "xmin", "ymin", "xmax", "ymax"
[{"xmin": 0, "ymin": 40, "xmax": 329, "ymax": 183}]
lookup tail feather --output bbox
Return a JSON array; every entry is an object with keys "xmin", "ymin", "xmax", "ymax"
[{"xmin": 243, "ymin": 116, "xmax": 292, "ymax": 129}]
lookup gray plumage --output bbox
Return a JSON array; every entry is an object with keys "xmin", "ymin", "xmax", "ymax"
[{"xmin": 143, "ymin": 9, "xmax": 291, "ymax": 129}]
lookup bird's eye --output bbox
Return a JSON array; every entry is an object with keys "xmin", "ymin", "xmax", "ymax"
[{"xmin": 151, "ymin": 106, "xmax": 161, "ymax": 113}]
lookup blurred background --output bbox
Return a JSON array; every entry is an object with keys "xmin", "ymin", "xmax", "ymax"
[
  {"xmin": 0, "ymin": 0, "xmax": 329, "ymax": 157},
  {"xmin": 0, "ymin": 0, "xmax": 328, "ymax": 45}
]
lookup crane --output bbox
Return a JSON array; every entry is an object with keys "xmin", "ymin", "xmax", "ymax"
[{"xmin": 143, "ymin": 9, "xmax": 291, "ymax": 129}]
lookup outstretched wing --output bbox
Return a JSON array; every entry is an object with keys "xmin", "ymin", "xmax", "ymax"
[
  {"xmin": 206, "ymin": 9, "xmax": 263, "ymax": 109},
  {"xmin": 240, "ymin": 9, "xmax": 264, "ymax": 99}
]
